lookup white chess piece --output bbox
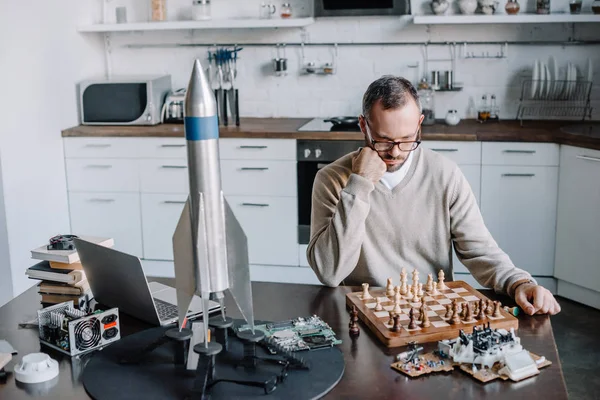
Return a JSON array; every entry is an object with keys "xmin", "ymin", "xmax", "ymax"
[
  {"xmin": 418, "ymin": 283, "xmax": 424, "ymax": 297},
  {"xmin": 375, "ymin": 297, "xmax": 383, "ymax": 311},
  {"xmin": 438, "ymin": 270, "xmax": 447, "ymax": 290},
  {"xmin": 426, "ymin": 273, "xmax": 433, "ymax": 293},
  {"xmin": 393, "ymin": 291, "xmax": 402, "ymax": 314},
  {"xmin": 361, "ymin": 283, "xmax": 374, "ymax": 300},
  {"xmin": 431, "ymin": 281, "xmax": 439, "ymax": 295},
  {"xmin": 386, "ymin": 278, "xmax": 394, "ymax": 297}
]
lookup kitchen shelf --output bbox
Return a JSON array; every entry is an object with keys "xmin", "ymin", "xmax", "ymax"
[
  {"xmin": 413, "ymin": 13, "xmax": 600, "ymax": 24},
  {"xmin": 77, "ymin": 17, "xmax": 315, "ymax": 33}
]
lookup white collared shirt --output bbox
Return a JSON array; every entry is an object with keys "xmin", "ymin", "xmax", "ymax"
[{"xmin": 379, "ymin": 151, "xmax": 414, "ymax": 190}]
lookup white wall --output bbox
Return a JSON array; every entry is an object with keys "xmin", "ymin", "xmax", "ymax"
[
  {"xmin": 0, "ymin": 0, "xmax": 105, "ymax": 302},
  {"xmin": 101, "ymin": 0, "xmax": 600, "ymax": 120}
]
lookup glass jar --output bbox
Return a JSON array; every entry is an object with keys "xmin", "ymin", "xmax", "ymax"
[
  {"xmin": 192, "ymin": 0, "xmax": 211, "ymax": 20},
  {"xmin": 151, "ymin": 0, "xmax": 167, "ymax": 21},
  {"xmin": 536, "ymin": 0, "xmax": 550, "ymax": 14},
  {"xmin": 505, "ymin": 0, "xmax": 520, "ymax": 14},
  {"xmin": 418, "ymin": 88, "xmax": 436, "ymax": 126},
  {"xmin": 281, "ymin": 3, "xmax": 292, "ymax": 18}
]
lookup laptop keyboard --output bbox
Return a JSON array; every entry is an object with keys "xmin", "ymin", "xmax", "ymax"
[{"xmin": 153, "ymin": 298, "xmax": 179, "ymax": 321}]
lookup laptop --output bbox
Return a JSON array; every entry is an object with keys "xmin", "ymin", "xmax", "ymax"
[{"xmin": 74, "ymin": 238, "xmax": 220, "ymax": 326}]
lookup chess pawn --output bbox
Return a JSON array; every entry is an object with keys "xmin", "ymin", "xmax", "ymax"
[
  {"xmin": 431, "ymin": 281, "xmax": 439, "ymax": 296},
  {"xmin": 375, "ymin": 297, "xmax": 383, "ymax": 311},
  {"xmin": 405, "ymin": 286, "xmax": 412, "ymax": 299},
  {"xmin": 476, "ymin": 299, "xmax": 486, "ymax": 320},
  {"xmin": 408, "ymin": 308, "xmax": 418, "ymax": 330},
  {"xmin": 486, "ymin": 300, "xmax": 494, "ymax": 315},
  {"xmin": 444, "ymin": 303, "xmax": 453, "ymax": 319},
  {"xmin": 464, "ymin": 302, "xmax": 475, "ymax": 322},
  {"xmin": 386, "ymin": 278, "xmax": 395, "ymax": 297},
  {"xmin": 449, "ymin": 301, "xmax": 460, "ymax": 325},
  {"xmin": 393, "ymin": 292, "xmax": 403, "ymax": 314},
  {"xmin": 412, "ymin": 289, "xmax": 420, "ymax": 303},
  {"xmin": 349, "ymin": 319, "xmax": 360, "ymax": 336},
  {"xmin": 437, "ymin": 270, "xmax": 447, "ymax": 290},
  {"xmin": 493, "ymin": 301, "xmax": 502, "ymax": 318},
  {"xmin": 388, "ymin": 311, "xmax": 395, "ymax": 326},
  {"xmin": 422, "ymin": 308, "xmax": 431, "ymax": 328},
  {"xmin": 425, "ymin": 273, "xmax": 433, "ymax": 292},
  {"xmin": 349, "ymin": 305, "xmax": 359, "ymax": 328},
  {"xmin": 459, "ymin": 303, "xmax": 467, "ymax": 319},
  {"xmin": 418, "ymin": 283, "xmax": 424, "ymax": 297},
  {"xmin": 361, "ymin": 283, "xmax": 374, "ymax": 300}
]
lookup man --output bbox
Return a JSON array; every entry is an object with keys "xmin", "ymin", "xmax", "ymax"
[{"xmin": 307, "ymin": 75, "xmax": 560, "ymax": 316}]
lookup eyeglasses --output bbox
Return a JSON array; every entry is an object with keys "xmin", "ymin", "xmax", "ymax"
[{"xmin": 363, "ymin": 117, "xmax": 421, "ymax": 153}]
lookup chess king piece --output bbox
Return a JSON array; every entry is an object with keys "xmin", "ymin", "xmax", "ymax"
[
  {"xmin": 400, "ymin": 267, "xmax": 407, "ymax": 285},
  {"xmin": 400, "ymin": 280, "xmax": 408, "ymax": 296},
  {"xmin": 437, "ymin": 270, "xmax": 446, "ymax": 290},
  {"xmin": 361, "ymin": 283, "xmax": 374, "ymax": 300},
  {"xmin": 386, "ymin": 278, "xmax": 394, "ymax": 297}
]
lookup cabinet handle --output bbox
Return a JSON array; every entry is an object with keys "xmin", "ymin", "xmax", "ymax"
[
  {"xmin": 163, "ymin": 200, "xmax": 186, "ymax": 204},
  {"xmin": 241, "ymin": 203, "xmax": 269, "ymax": 207},
  {"xmin": 161, "ymin": 144, "xmax": 185, "ymax": 148},
  {"xmin": 431, "ymin": 148, "xmax": 458, "ymax": 152},
  {"xmin": 161, "ymin": 165, "xmax": 187, "ymax": 169},
  {"xmin": 85, "ymin": 165, "xmax": 112, "ymax": 169},
  {"xmin": 501, "ymin": 173, "xmax": 535, "ymax": 177},
  {"xmin": 503, "ymin": 150, "xmax": 536, "ymax": 154},
  {"xmin": 84, "ymin": 144, "xmax": 111, "ymax": 148},
  {"xmin": 240, "ymin": 167, "xmax": 269, "ymax": 171},
  {"xmin": 576, "ymin": 155, "xmax": 600, "ymax": 163},
  {"xmin": 88, "ymin": 198, "xmax": 115, "ymax": 203},
  {"xmin": 239, "ymin": 145, "xmax": 267, "ymax": 149}
]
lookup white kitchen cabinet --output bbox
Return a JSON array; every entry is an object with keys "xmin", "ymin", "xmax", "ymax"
[
  {"xmin": 226, "ymin": 195, "xmax": 298, "ymax": 266},
  {"xmin": 221, "ymin": 160, "xmax": 297, "ymax": 197},
  {"xmin": 421, "ymin": 141, "xmax": 482, "ymax": 274},
  {"xmin": 139, "ymin": 159, "xmax": 188, "ymax": 194},
  {"xmin": 141, "ymin": 194, "xmax": 187, "ymax": 260},
  {"xmin": 68, "ymin": 192, "xmax": 143, "ymax": 257},
  {"xmin": 65, "ymin": 158, "xmax": 139, "ymax": 192},
  {"xmin": 481, "ymin": 165, "xmax": 558, "ymax": 276},
  {"xmin": 554, "ymin": 145, "xmax": 600, "ymax": 295}
]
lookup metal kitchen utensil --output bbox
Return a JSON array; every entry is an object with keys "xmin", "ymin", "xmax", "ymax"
[{"xmin": 273, "ymin": 44, "xmax": 288, "ymax": 76}]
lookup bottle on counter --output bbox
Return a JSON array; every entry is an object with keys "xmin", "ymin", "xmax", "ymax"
[
  {"xmin": 489, "ymin": 94, "xmax": 499, "ymax": 121},
  {"xmin": 477, "ymin": 94, "xmax": 490, "ymax": 122},
  {"xmin": 418, "ymin": 85, "xmax": 436, "ymax": 126},
  {"xmin": 192, "ymin": 0, "xmax": 211, "ymax": 20}
]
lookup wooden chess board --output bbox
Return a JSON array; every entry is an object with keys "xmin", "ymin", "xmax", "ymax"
[{"xmin": 346, "ymin": 280, "xmax": 519, "ymax": 348}]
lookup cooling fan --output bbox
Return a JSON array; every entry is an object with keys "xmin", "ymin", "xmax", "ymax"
[
  {"xmin": 73, "ymin": 317, "xmax": 101, "ymax": 352},
  {"xmin": 38, "ymin": 301, "xmax": 120, "ymax": 356}
]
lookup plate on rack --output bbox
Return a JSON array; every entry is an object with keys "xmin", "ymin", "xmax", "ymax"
[
  {"xmin": 549, "ymin": 56, "xmax": 560, "ymax": 100},
  {"xmin": 531, "ymin": 59, "xmax": 540, "ymax": 99},
  {"xmin": 564, "ymin": 63, "xmax": 573, "ymax": 100},
  {"xmin": 544, "ymin": 63, "xmax": 552, "ymax": 100}
]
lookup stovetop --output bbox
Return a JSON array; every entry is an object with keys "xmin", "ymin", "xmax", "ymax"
[{"xmin": 297, "ymin": 118, "xmax": 361, "ymax": 132}]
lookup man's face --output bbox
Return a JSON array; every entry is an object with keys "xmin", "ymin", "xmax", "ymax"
[{"xmin": 359, "ymin": 99, "xmax": 424, "ymax": 172}]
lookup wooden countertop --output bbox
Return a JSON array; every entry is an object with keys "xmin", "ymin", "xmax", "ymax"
[{"xmin": 61, "ymin": 118, "xmax": 600, "ymax": 151}]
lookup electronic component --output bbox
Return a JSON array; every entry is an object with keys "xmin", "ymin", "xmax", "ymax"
[
  {"xmin": 47, "ymin": 234, "xmax": 79, "ymax": 251},
  {"xmin": 236, "ymin": 315, "xmax": 341, "ymax": 352},
  {"xmin": 37, "ymin": 301, "xmax": 120, "ymax": 356}
]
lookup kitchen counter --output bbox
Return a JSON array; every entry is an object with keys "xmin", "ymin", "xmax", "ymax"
[{"xmin": 61, "ymin": 118, "xmax": 600, "ymax": 151}]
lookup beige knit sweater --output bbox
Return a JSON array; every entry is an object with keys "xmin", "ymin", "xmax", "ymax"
[{"xmin": 307, "ymin": 147, "xmax": 535, "ymax": 298}]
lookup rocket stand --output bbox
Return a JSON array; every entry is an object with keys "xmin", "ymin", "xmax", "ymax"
[
  {"xmin": 119, "ymin": 327, "xmax": 192, "ymax": 368},
  {"xmin": 208, "ymin": 316, "xmax": 234, "ymax": 351}
]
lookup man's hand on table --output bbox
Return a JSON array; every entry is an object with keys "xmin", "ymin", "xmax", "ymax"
[{"xmin": 515, "ymin": 283, "xmax": 561, "ymax": 315}]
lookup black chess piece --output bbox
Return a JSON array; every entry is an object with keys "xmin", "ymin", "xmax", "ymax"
[
  {"xmin": 392, "ymin": 314, "xmax": 402, "ymax": 332},
  {"xmin": 349, "ymin": 306, "xmax": 360, "ymax": 336}
]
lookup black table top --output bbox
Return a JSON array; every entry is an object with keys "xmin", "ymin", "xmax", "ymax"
[{"xmin": 0, "ymin": 280, "xmax": 568, "ymax": 399}]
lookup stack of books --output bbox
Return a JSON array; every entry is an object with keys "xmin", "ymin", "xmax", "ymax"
[{"xmin": 26, "ymin": 235, "xmax": 114, "ymax": 309}]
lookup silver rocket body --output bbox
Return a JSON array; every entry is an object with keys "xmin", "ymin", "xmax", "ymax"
[{"xmin": 173, "ymin": 59, "xmax": 254, "ymax": 346}]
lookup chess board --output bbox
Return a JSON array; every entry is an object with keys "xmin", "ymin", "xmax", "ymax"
[{"xmin": 346, "ymin": 280, "xmax": 519, "ymax": 348}]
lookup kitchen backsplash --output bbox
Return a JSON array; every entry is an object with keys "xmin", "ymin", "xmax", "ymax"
[{"xmin": 104, "ymin": 1, "xmax": 599, "ymax": 120}]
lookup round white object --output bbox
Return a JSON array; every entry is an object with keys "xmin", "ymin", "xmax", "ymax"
[{"xmin": 14, "ymin": 353, "xmax": 59, "ymax": 384}]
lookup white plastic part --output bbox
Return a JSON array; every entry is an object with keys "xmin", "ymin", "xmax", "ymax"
[{"xmin": 14, "ymin": 353, "xmax": 59, "ymax": 384}]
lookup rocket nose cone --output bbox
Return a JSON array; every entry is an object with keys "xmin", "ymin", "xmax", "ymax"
[{"xmin": 184, "ymin": 59, "xmax": 217, "ymax": 118}]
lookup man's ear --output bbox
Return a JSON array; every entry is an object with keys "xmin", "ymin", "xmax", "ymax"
[{"xmin": 358, "ymin": 115, "xmax": 369, "ymax": 146}]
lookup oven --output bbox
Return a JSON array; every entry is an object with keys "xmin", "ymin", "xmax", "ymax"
[
  {"xmin": 297, "ymin": 140, "xmax": 363, "ymax": 244},
  {"xmin": 314, "ymin": 0, "xmax": 410, "ymax": 17}
]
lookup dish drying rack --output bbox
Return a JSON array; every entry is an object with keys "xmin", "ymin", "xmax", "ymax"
[{"xmin": 516, "ymin": 79, "xmax": 593, "ymax": 125}]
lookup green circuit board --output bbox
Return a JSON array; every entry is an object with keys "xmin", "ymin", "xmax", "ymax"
[{"xmin": 236, "ymin": 315, "xmax": 342, "ymax": 352}]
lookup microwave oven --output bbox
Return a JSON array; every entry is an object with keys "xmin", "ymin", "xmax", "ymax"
[
  {"xmin": 77, "ymin": 75, "xmax": 172, "ymax": 125},
  {"xmin": 314, "ymin": 0, "xmax": 410, "ymax": 17}
]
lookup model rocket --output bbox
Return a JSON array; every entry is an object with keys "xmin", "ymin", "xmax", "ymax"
[{"xmin": 173, "ymin": 59, "xmax": 254, "ymax": 347}]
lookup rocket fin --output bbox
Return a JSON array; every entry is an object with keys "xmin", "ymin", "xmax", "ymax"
[
  {"xmin": 223, "ymin": 195, "xmax": 255, "ymax": 332},
  {"xmin": 172, "ymin": 197, "xmax": 196, "ymax": 330}
]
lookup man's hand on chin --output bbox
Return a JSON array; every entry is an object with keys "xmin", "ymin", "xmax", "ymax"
[{"xmin": 514, "ymin": 283, "xmax": 561, "ymax": 315}]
